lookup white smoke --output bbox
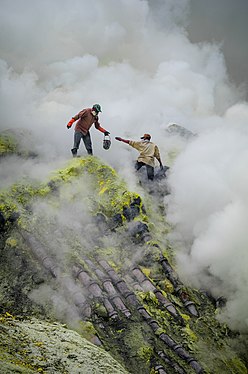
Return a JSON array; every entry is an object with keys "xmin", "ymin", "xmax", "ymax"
[
  {"xmin": 1, "ymin": 0, "xmax": 248, "ymax": 331},
  {"xmin": 166, "ymin": 104, "xmax": 248, "ymax": 331}
]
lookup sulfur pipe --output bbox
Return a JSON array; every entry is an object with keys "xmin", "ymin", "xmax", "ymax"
[
  {"xmin": 87, "ymin": 261, "xmax": 202, "ymax": 371},
  {"xmin": 175, "ymin": 286, "xmax": 199, "ymax": 317},
  {"xmin": 153, "ymin": 364, "xmax": 167, "ymax": 374},
  {"xmin": 99, "ymin": 260, "xmax": 141, "ymax": 307},
  {"xmin": 124, "ymin": 273, "xmax": 144, "ymax": 292},
  {"xmin": 159, "ymin": 335, "xmax": 203, "ymax": 373},
  {"xmin": 21, "ymin": 231, "xmax": 59, "ymax": 278},
  {"xmin": 137, "ymin": 306, "xmax": 152, "ymax": 322},
  {"xmin": 59, "ymin": 277, "xmax": 93, "ymax": 320},
  {"xmin": 98, "ymin": 259, "xmax": 120, "ymax": 283},
  {"xmin": 159, "ymin": 255, "xmax": 179, "ymax": 288},
  {"xmin": 73, "ymin": 265, "xmax": 118, "ymax": 320},
  {"xmin": 160, "ymin": 256, "xmax": 199, "ymax": 317},
  {"xmin": 83, "ymin": 259, "xmax": 131, "ymax": 318},
  {"xmin": 132, "ymin": 267, "xmax": 180, "ymax": 320},
  {"xmin": 187, "ymin": 358, "xmax": 204, "ymax": 373},
  {"xmin": 102, "ymin": 280, "xmax": 131, "ymax": 318},
  {"xmin": 157, "ymin": 351, "xmax": 186, "ymax": 374},
  {"xmin": 137, "ymin": 303, "xmax": 203, "ymax": 373}
]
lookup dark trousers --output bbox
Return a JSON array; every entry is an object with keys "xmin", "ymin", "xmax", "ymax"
[
  {"xmin": 135, "ymin": 161, "xmax": 154, "ymax": 180},
  {"xmin": 72, "ymin": 131, "xmax": 93, "ymax": 155}
]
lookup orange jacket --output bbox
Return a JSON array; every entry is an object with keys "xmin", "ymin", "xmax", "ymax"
[{"xmin": 71, "ymin": 108, "xmax": 106, "ymax": 135}]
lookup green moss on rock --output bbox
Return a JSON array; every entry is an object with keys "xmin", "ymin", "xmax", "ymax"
[
  {"xmin": 0, "ymin": 129, "xmax": 37, "ymax": 158},
  {"xmin": 0, "ymin": 132, "xmax": 17, "ymax": 156}
]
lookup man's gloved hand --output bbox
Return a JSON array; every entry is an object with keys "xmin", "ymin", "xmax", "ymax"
[
  {"xmin": 104, "ymin": 131, "xmax": 110, "ymax": 136},
  {"xmin": 115, "ymin": 137, "xmax": 122, "ymax": 141},
  {"xmin": 67, "ymin": 118, "xmax": 75, "ymax": 129}
]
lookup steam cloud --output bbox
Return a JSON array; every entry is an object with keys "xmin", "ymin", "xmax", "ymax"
[{"xmin": 1, "ymin": 0, "xmax": 248, "ymax": 331}]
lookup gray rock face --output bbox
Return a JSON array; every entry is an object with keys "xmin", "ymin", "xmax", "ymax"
[
  {"xmin": 166, "ymin": 124, "xmax": 196, "ymax": 139},
  {"xmin": 0, "ymin": 316, "xmax": 129, "ymax": 374}
]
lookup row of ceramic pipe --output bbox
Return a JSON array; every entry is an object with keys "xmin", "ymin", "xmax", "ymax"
[
  {"xmin": 22, "ymin": 232, "xmax": 109, "ymax": 320},
  {"xmin": 22, "ymin": 231, "xmax": 131, "ymax": 322},
  {"xmin": 73, "ymin": 264, "xmax": 131, "ymax": 319},
  {"xmin": 21, "ymin": 231, "xmax": 102, "ymax": 344},
  {"xmin": 159, "ymin": 255, "xmax": 199, "ymax": 317},
  {"xmin": 76, "ymin": 259, "xmax": 171, "ymax": 373},
  {"xmin": 130, "ymin": 266, "xmax": 184, "ymax": 324},
  {"xmin": 21, "ymin": 231, "xmax": 59, "ymax": 278},
  {"xmin": 97, "ymin": 259, "xmax": 203, "ymax": 374},
  {"xmin": 137, "ymin": 307, "xmax": 203, "ymax": 374},
  {"xmin": 83, "ymin": 257, "xmax": 132, "ymax": 318},
  {"xmin": 122, "ymin": 196, "xmax": 198, "ymax": 318},
  {"xmin": 157, "ymin": 351, "xmax": 186, "ymax": 374},
  {"xmin": 24, "ymin": 231, "xmax": 203, "ymax": 373}
]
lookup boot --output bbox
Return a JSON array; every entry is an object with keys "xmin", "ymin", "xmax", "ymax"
[{"xmin": 71, "ymin": 148, "xmax": 77, "ymax": 157}]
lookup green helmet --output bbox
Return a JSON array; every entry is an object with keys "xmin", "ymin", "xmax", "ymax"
[{"xmin": 92, "ymin": 104, "xmax": 102, "ymax": 113}]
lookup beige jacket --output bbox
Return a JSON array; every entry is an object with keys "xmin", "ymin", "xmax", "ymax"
[{"xmin": 129, "ymin": 140, "xmax": 161, "ymax": 167}]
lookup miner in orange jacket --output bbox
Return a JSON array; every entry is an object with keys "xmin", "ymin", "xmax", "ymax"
[{"xmin": 66, "ymin": 104, "xmax": 110, "ymax": 157}]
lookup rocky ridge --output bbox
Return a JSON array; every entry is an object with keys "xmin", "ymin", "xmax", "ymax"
[{"xmin": 0, "ymin": 132, "xmax": 247, "ymax": 374}]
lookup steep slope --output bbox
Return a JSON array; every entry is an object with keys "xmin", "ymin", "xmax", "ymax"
[{"xmin": 0, "ymin": 151, "xmax": 247, "ymax": 374}]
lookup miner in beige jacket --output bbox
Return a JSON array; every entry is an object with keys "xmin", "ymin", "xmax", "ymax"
[{"xmin": 115, "ymin": 133, "xmax": 163, "ymax": 180}]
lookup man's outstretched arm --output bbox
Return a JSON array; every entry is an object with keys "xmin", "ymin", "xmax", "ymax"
[{"xmin": 115, "ymin": 137, "xmax": 130, "ymax": 144}]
